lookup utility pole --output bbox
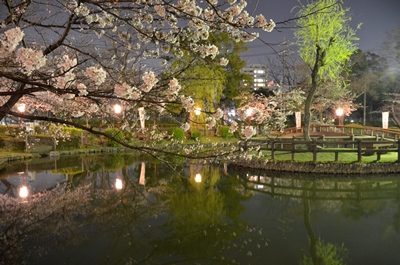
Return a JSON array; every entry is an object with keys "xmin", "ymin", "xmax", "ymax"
[{"xmin": 363, "ymin": 86, "xmax": 366, "ymax": 126}]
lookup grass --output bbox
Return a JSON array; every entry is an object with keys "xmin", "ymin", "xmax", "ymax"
[
  {"xmin": 259, "ymin": 150, "xmax": 398, "ymax": 163},
  {"xmin": 2, "ymin": 133, "xmax": 398, "ymax": 164}
]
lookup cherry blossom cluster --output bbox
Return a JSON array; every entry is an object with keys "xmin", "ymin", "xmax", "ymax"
[{"xmin": 0, "ymin": 27, "xmax": 24, "ymax": 58}]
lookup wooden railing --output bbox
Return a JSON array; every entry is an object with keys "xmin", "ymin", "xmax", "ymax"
[
  {"xmin": 239, "ymin": 175, "xmax": 400, "ymax": 201},
  {"xmin": 282, "ymin": 125, "xmax": 400, "ymax": 140},
  {"xmin": 241, "ymin": 138, "xmax": 400, "ymax": 162}
]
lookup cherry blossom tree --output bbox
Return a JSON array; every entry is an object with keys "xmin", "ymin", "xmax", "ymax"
[
  {"xmin": 0, "ymin": 0, "xmax": 276, "ymax": 158},
  {"xmin": 235, "ymin": 88, "xmax": 305, "ymax": 139}
]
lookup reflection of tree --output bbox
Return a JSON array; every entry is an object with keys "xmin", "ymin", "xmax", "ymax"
[
  {"xmin": 152, "ymin": 165, "xmax": 267, "ymax": 264},
  {"xmin": 301, "ymin": 183, "xmax": 348, "ymax": 265},
  {"xmin": 2, "ymin": 155, "xmax": 248, "ymax": 264},
  {"xmin": 0, "ymin": 184, "xmax": 91, "ymax": 265}
]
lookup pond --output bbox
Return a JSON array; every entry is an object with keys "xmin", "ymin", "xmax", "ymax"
[{"xmin": 1, "ymin": 154, "xmax": 399, "ymax": 265}]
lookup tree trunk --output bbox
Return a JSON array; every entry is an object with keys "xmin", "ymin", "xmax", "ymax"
[
  {"xmin": 0, "ymin": 84, "xmax": 25, "ymax": 121},
  {"xmin": 303, "ymin": 46, "xmax": 323, "ymax": 141}
]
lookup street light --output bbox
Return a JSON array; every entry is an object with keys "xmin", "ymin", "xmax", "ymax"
[
  {"xmin": 336, "ymin": 108, "xmax": 344, "ymax": 126},
  {"xmin": 114, "ymin": 104, "xmax": 122, "ymax": 129},
  {"xmin": 194, "ymin": 107, "xmax": 201, "ymax": 116},
  {"xmin": 246, "ymin": 108, "xmax": 253, "ymax": 126},
  {"xmin": 195, "ymin": 173, "xmax": 202, "ymax": 183},
  {"xmin": 114, "ymin": 104, "xmax": 122, "ymax": 114},
  {"xmin": 17, "ymin": 103, "xmax": 26, "ymax": 124}
]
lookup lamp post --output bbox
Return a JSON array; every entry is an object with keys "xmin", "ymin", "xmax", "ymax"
[
  {"xmin": 336, "ymin": 108, "xmax": 344, "ymax": 126},
  {"xmin": 195, "ymin": 173, "xmax": 202, "ymax": 183},
  {"xmin": 114, "ymin": 104, "xmax": 122, "ymax": 129},
  {"xmin": 17, "ymin": 103, "xmax": 28, "ymax": 151},
  {"xmin": 246, "ymin": 108, "xmax": 253, "ymax": 126}
]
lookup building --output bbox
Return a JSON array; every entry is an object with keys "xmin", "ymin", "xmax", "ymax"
[{"xmin": 242, "ymin": 64, "xmax": 268, "ymax": 91}]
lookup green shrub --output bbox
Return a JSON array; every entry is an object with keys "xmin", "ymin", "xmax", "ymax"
[
  {"xmin": 123, "ymin": 131, "xmax": 134, "ymax": 142},
  {"xmin": 0, "ymin": 136, "xmax": 25, "ymax": 151},
  {"xmin": 168, "ymin": 127, "xmax": 186, "ymax": 140},
  {"xmin": 190, "ymin": 129, "xmax": 201, "ymax": 140},
  {"xmin": 218, "ymin": 126, "xmax": 233, "ymax": 138},
  {"xmin": 0, "ymin": 125, "xmax": 20, "ymax": 136},
  {"xmin": 57, "ymin": 137, "xmax": 80, "ymax": 150},
  {"xmin": 104, "ymin": 128, "xmax": 124, "ymax": 147},
  {"xmin": 62, "ymin": 127, "xmax": 83, "ymax": 137},
  {"xmin": 28, "ymin": 135, "xmax": 53, "ymax": 146}
]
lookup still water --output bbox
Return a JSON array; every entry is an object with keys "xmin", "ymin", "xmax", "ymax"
[{"xmin": 0, "ymin": 154, "xmax": 399, "ymax": 265}]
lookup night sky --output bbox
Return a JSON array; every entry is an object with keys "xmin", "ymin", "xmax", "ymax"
[{"xmin": 242, "ymin": 0, "xmax": 400, "ymax": 64}]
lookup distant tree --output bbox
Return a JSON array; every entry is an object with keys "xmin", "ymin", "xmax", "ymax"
[
  {"xmin": 293, "ymin": 0, "xmax": 359, "ymax": 140},
  {"xmin": 347, "ymin": 50, "xmax": 387, "ymax": 125},
  {"xmin": 169, "ymin": 32, "xmax": 250, "ymax": 128},
  {"xmin": 380, "ymin": 23, "xmax": 400, "ymax": 127},
  {"xmin": 235, "ymin": 88, "xmax": 305, "ymax": 138}
]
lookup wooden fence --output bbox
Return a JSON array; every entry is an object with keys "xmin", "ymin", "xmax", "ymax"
[
  {"xmin": 282, "ymin": 125, "xmax": 400, "ymax": 140},
  {"xmin": 241, "ymin": 138, "xmax": 400, "ymax": 162}
]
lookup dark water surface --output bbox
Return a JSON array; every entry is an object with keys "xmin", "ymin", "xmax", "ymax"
[{"xmin": 1, "ymin": 154, "xmax": 399, "ymax": 265}]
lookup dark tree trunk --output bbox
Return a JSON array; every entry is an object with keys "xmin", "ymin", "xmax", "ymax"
[
  {"xmin": 0, "ymin": 84, "xmax": 25, "ymax": 121},
  {"xmin": 303, "ymin": 46, "xmax": 323, "ymax": 141}
]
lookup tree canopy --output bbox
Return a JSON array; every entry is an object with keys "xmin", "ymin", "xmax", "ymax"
[{"xmin": 0, "ymin": 0, "xmax": 276, "ymax": 158}]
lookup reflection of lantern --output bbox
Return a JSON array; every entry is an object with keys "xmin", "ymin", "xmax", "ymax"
[
  {"xmin": 19, "ymin": 186, "xmax": 28, "ymax": 198},
  {"xmin": 195, "ymin": 173, "xmax": 202, "ymax": 183},
  {"xmin": 18, "ymin": 171, "xmax": 28, "ymax": 199},
  {"xmin": 139, "ymin": 162, "xmax": 145, "ymax": 185},
  {"xmin": 115, "ymin": 179, "xmax": 123, "ymax": 190}
]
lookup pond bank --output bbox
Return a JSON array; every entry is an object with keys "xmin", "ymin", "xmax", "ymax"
[
  {"xmin": 2, "ymin": 148, "xmax": 400, "ymax": 175},
  {"xmin": 0, "ymin": 147, "xmax": 133, "ymax": 170},
  {"xmin": 232, "ymin": 159, "xmax": 400, "ymax": 174}
]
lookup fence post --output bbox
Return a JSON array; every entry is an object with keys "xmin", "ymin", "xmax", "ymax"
[
  {"xmin": 271, "ymin": 140, "xmax": 275, "ymax": 160},
  {"xmin": 291, "ymin": 137, "xmax": 295, "ymax": 161},
  {"xmin": 357, "ymin": 139, "xmax": 362, "ymax": 162},
  {"xmin": 397, "ymin": 139, "xmax": 400, "ymax": 162}
]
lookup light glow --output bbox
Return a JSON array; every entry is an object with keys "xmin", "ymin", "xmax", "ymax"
[
  {"xmin": 115, "ymin": 179, "xmax": 123, "ymax": 190},
  {"xmin": 19, "ymin": 186, "xmax": 28, "ymax": 198},
  {"xmin": 17, "ymin": 103, "xmax": 26, "ymax": 113},
  {"xmin": 336, "ymin": 108, "xmax": 344, "ymax": 117},
  {"xmin": 195, "ymin": 173, "xmax": 202, "ymax": 183},
  {"xmin": 114, "ymin": 104, "xmax": 122, "ymax": 114}
]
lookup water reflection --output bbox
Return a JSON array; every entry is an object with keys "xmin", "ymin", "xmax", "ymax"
[
  {"xmin": 0, "ymin": 155, "xmax": 399, "ymax": 264},
  {"xmin": 236, "ymin": 168, "xmax": 400, "ymax": 265}
]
